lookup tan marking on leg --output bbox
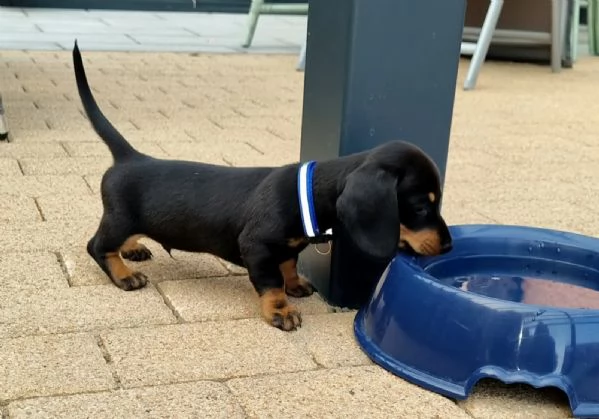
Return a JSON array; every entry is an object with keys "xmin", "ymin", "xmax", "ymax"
[
  {"xmin": 260, "ymin": 288, "xmax": 302, "ymax": 331},
  {"xmin": 428, "ymin": 192, "xmax": 436, "ymax": 203},
  {"xmin": 287, "ymin": 237, "xmax": 308, "ymax": 248},
  {"xmin": 105, "ymin": 251, "xmax": 148, "ymax": 290},
  {"xmin": 279, "ymin": 259, "xmax": 315, "ymax": 298},
  {"xmin": 106, "ymin": 252, "xmax": 134, "ymax": 279}
]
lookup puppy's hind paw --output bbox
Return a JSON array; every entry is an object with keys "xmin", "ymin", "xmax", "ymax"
[
  {"xmin": 121, "ymin": 245, "xmax": 153, "ymax": 262},
  {"xmin": 285, "ymin": 274, "xmax": 315, "ymax": 298},
  {"xmin": 113, "ymin": 271, "xmax": 148, "ymax": 291}
]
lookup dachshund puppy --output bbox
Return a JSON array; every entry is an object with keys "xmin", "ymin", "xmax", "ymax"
[{"xmin": 72, "ymin": 41, "xmax": 452, "ymax": 332}]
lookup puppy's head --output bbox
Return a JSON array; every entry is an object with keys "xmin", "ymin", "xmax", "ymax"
[{"xmin": 336, "ymin": 141, "xmax": 452, "ymax": 260}]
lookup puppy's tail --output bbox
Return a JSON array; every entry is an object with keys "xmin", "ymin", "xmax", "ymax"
[{"xmin": 73, "ymin": 40, "xmax": 139, "ymax": 163}]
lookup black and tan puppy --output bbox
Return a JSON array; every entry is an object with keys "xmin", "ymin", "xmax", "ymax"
[{"xmin": 73, "ymin": 41, "xmax": 452, "ymax": 332}]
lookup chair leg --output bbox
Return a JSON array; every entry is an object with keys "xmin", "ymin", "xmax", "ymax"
[
  {"xmin": 463, "ymin": 0, "xmax": 504, "ymax": 90},
  {"xmin": 242, "ymin": 0, "xmax": 264, "ymax": 48},
  {"xmin": 570, "ymin": 0, "xmax": 580, "ymax": 63},
  {"xmin": 297, "ymin": 34, "xmax": 307, "ymax": 71},
  {"xmin": 590, "ymin": 0, "xmax": 599, "ymax": 55},
  {"xmin": 550, "ymin": 0, "xmax": 567, "ymax": 72}
]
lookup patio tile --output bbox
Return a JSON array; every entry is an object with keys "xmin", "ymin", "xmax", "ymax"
[
  {"xmin": 0, "ymin": 175, "xmax": 91, "ymax": 197},
  {"xmin": 227, "ymin": 366, "xmax": 472, "ymax": 418},
  {"xmin": 0, "ymin": 251, "xmax": 69, "ymax": 290},
  {"xmin": 459, "ymin": 379, "xmax": 573, "ymax": 419},
  {"xmin": 36, "ymin": 193, "xmax": 102, "ymax": 221},
  {"xmin": 157, "ymin": 276, "xmax": 330, "ymax": 322},
  {"xmin": 469, "ymin": 199, "xmax": 599, "ymax": 236},
  {"xmin": 0, "ymin": 284, "xmax": 175, "ymax": 338},
  {"xmin": 0, "ymin": 219, "xmax": 96, "ymax": 252},
  {"xmin": 19, "ymin": 156, "xmax": 112, "ymax": 175},
  {"xmin": 0, "ymin": 333, "xmax": 114, "ymax": 402},
  {"xmin": 0, "ymin": 33, "xmax": 132, "ymax": 44},
  {"xmin": 62, "ymin": 240, "xmax": 230, "ymax": 287},
  {"xmin": 55, "ymin": 42, "xmax": 238, "ymax": 53},
  {"xmin": 8, "ymin": 381, "xmax": 244, "ymax": 419},
  {"xmin": 0, "ymin": 159, "xmax": 23, "ymax": 176},
  {"xmin": 0, "ymin": 41, "xmax": 63, "ymax": 51},
  {"xmin": 0, "ymin": 142, "xmax": 66, "ymax": 158},
  {"xmin": 100, "ymin": 319, "xmax": 318, "ymax": 388},
  {"xmin": 62, "ymin": 141, "xmax": 167, "ymax": 158},
  {"xmin": 287, "ymin": 312, "xmax": 373, "ymax": 368},
  {"xmin": 0, "ymin": 194, "xmax": 41, "ymax": 222}
]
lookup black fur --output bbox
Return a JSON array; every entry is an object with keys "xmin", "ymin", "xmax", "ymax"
[{"xmin": 73, "ymin": 41, "xmax": 452, "ymax": 331}]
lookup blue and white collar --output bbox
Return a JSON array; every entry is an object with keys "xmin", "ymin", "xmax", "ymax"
[{"xmin": 297, "ymin": 161, "xmax": 333, "ymax": 239}]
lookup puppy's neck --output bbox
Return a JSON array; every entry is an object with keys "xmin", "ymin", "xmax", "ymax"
[{"xmin": 309, "ymin": 155, "xmax": 365, "ymax": 233}]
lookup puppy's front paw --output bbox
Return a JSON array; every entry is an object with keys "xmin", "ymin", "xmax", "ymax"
[
  {"xmin": 113, "ymin": 271, "xmax": 148, "ymax": 291},
  {"xmin": 121, "ymin": 245, "xmax": 153, "ymax": 262},
  {"xmin": 286, "ymin": 274, "xmax": 315, "ymax": 298},
  {"xmin": 260, "ymin": 289, "xmax": 302, "ymax": 331}
]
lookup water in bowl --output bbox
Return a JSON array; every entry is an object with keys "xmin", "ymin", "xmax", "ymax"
[
  {"xmin": 442, "ymin": 274, "xmax": 599, "ymax": 309},
  {"xmin": 427, "ymin": 255, "xmax": 599, "ymax": 310}
]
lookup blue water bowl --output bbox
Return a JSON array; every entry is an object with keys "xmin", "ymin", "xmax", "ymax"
[{"xmin": 354, "ymin": 224, "xmax": 599, "ymax": 418}]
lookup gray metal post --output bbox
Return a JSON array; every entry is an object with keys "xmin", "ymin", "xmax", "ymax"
[{"xmin": 297, "ymin": 0, "xmax": 466, "ymax": 308}]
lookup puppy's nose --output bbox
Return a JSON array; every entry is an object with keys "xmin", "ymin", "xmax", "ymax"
[{"xmin": 440, "ymin": 242, "xmax": 453, "ymax": 254}]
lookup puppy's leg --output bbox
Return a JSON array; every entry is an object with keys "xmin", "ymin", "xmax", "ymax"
[
  {"xmin": 120, "ymin": 235, "xmax": 153, "ymax": 262},
  {"xmin": 87, "ymin": 217, "xmax": 148, "ymax": 291},
  {"xmin": 241, "ymin": 243, "xmax": 302, "ymax": 331},
  {"xmin": 279, "ymin": 258, "xmax": 315, "ymax": 298}
]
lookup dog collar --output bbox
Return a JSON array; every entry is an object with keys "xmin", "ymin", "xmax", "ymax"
[{"xmin": 298, "ymin": 161, "xmax": 333, "ymax": 241}]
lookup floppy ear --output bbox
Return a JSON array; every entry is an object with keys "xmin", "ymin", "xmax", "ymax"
[{"xmin": 336, "ymin": 165, "xmax": 399, "ymax": 260}]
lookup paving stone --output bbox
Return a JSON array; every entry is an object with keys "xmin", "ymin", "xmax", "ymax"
[
  {"xmin": 36, "ymin": 193, "xmax": 102, "ymax": 221},
  {"xmin": 63, "ymin": 240, "xmax": 230, "ymax": 287},
  {"xmin": 227, "ymin": 366, "xmax": 472, "ymax": 418},
  {"xmin": 0, "ymin": 40, "xmax": 63, "ymax": 51},
  {"xmin": 7, "ymin": 129, "xmax": 111, "ymax": 143},
  {"xmin": 100, "ymin": 319, "xmax": 318, "ymax": 388},
  {"xmin": 142, "ymin": 141, "xmax": 230, "ymax": 164},
  {"xmin": 158, "ymin": 276, "xmax": 329, "ymax": 322},
  {"xmin": 0, "ymin": 159, "xmax": 22, "ymax": 176},
  {"xmin": 470, "ymin": 199, "xmax": 599, "ymax": 237},
  {"xmin": 8, "ymin": 381, "xmax": 245, "ymax": 419},
  {"xmin": 159, "ymin": 139, "xmax": 296, "ymax": 167},
  {"xmin": 0, "ymin": 142, "xmax": 67, "ymax": 158},
  {"xmin": 440, "ymin": 198, "xmax": 497, "ymax": 225},
  {"xmin": 0, "ymin": 194, "xmax": 41, "ymax": 222},
  {"xmin": 458, "ymin": 379, "xmax": 573, "ymax": 418},
  {"xmin": 0, "ymin": 175, "xmax": 91, "ymax": 197},
  {"xmin": 19, "ymin": 156, "xmax": 112, "ymax": 175},
  {"xmin": 62, "ymin": 141, "xmax": 168, "ymax": 158},
  {"xmin": 443, "ymin": 180, "xmax": 577, "ymax": 205},
  {"xmin": 0, "ymin": 284, "xmax": 176, "ymax": 338},
  {"xmin": 0, "ymin": 32, "xmax": 134, "ymax": 44},
  {"xmin": 0, "ymin": 252, "xmax": 69, "ymax": 290},
  {"xmin": 0, "ymin": 220, "xmax": 96, "ymax": 252},
  {"xmin": 287, "ymin": 312, "xmax": 372, "ymax": 368},
  {"xmin": 0, "ymin": 333, "xmax": 114, "ymax": 402}
]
